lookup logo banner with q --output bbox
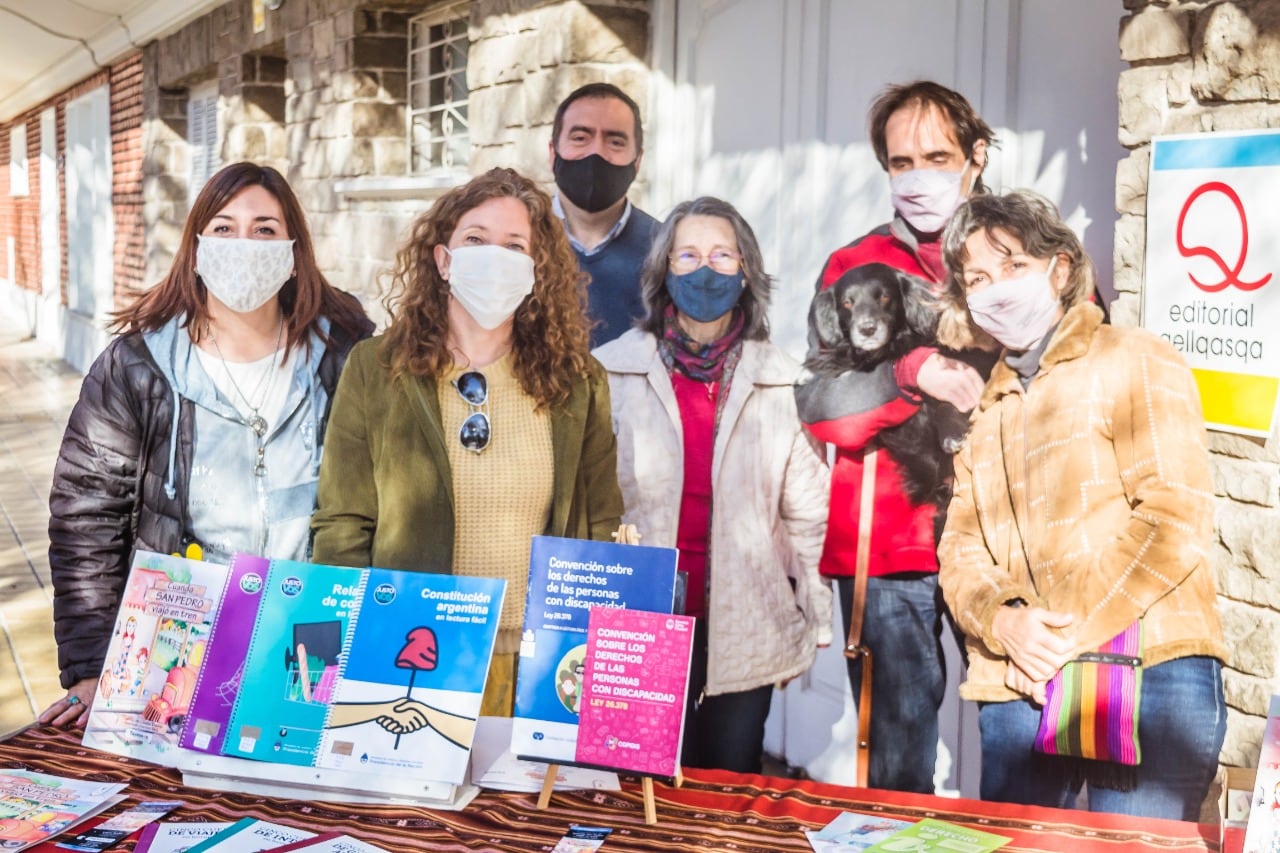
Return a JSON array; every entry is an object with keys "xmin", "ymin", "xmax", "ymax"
[{"xmin": 1145, "ymin": 129, "xmax": 1280, "ymax": 437}]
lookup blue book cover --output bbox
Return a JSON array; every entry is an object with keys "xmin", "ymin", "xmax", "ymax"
[
  {"xmin": 222, "ymin": 560, "xmax": 366, "ymax": 766},
  {"xmin": 511, "ymin": 536, "xmax": 677, "ymax": 763},
  {"xmin": 315, "ymin": 569, "xmax": 506, "ymax": 785}
]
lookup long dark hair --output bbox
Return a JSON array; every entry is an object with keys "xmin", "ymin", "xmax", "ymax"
[
  {"xmin": 112, "ymin": 161, "xmax": 367, "ymax": 351},
  {"xmin": 379, "ymin": 168, "xmax": 591, "ymax": 409},
  {"xmin": 638, "ymin": 196, "xmax": 772, "ymax": 341}
]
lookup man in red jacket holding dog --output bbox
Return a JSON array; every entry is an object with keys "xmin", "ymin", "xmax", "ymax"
[{"xmin": 799, "ymin": 80, "xmax": 993, "ymax": 794}]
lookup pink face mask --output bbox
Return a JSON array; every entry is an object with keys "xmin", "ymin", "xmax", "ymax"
[
  {"xmin": 964, "ymin": 257, "xmax": 1062, "ymax": 352},
  {"xmin": 889, "ymin": 165, "xmax": 974, "ymax": 234}
]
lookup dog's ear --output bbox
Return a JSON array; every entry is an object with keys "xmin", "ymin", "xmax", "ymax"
[
  {"xmin": 808, "ymin": 287, "xmax": 845, "ymax": 349},
  {"xmin": 898, "ymin": 271, "xmax": 941, "ymax": 338}
]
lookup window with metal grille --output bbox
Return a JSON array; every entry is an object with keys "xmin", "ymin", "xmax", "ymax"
[
  {"xmin": 408, "ymin": 2, "xmax": 470, "ymax": 173},
  {"xmin": 188, "ymin": 80, "xmax": 221, "ymax": 204}
]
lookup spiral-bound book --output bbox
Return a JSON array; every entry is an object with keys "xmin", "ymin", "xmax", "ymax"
[
  {"xmin": 221, "ymin": 560, "xmax": 366, "ymax": 766},
  {"xmin": 81, "ymin": 550, "xmax": 230, "ymax": 766},
  {"xmin": 313, "ymin": 568, "xmax": 505, "ymax": 786},
  {"xmin": 179, "ymin": 553, "xmax": 270, "ymax": 756}
]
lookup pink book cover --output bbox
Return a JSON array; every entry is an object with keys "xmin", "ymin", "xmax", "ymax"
[
  {"xmin": 573, "ymin": 608, "xmax": 694, "ymax": 778},
  {"xmin": 178, "ymin": 553, "xmax": 270, "ymax": 754}
]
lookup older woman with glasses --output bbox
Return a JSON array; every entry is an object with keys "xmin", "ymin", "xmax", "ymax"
[
  {"xmin": 311, "ymin": 168, "xmax": 624, "ymax": 716},
  {"xmin": 593, "ymin": 196, "xmax": 831, "ymax": 773}
]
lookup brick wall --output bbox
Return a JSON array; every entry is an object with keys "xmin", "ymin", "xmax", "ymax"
[
  {"xmin": 0, "ymin": 111, "xmax": 41, "ymax": 293},
  {"xmin": 0, "ymin": 51, "xmax": 144, "ymax": 316},
  {"xmin": 111, "ymin": 53, "xmax": 146, "ymax": 305},
  {"xmin": 1117, "ymin": 0, "xmax": 1280, "ymax": 769}
]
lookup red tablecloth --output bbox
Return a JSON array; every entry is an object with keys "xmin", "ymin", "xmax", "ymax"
[{"xmin": 2, "ymin": 726, "xmax": 1221, "ymax": 852}]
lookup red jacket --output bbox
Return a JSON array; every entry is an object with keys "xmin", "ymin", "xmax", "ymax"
[{"xmin": 805, "ymin": 217, "xmax": 942, "ymax": 578}]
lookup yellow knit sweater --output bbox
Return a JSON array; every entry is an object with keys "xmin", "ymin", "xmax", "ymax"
[{"xmin": 440, "ymin": 353, "xmax": 553, "ymax": 655}]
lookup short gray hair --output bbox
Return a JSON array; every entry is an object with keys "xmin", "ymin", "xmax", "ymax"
[
  {"xmin": 637, "ymin": 197, "xmax": 772, "ymax": 340},
  {"xmin": 942, "ymin": 189, "xmax": 1094, "ymax": 310}
]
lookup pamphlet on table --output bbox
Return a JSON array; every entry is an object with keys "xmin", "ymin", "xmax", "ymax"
[{"xmin": 0, "ymin": 770, "xmax": 127, "ymax": 852}]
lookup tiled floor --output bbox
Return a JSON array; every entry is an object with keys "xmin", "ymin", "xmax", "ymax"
[{"xmin": 0, "ymin": 316, "xmax": 83, "ymax": 734}]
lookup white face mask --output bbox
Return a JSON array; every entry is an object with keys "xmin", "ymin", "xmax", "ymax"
[
  {"xmin": 196, "ymin": 236, "xmax": 295, "ymax": 314},
  {"xmin": 889, "ymin": 166, "xmax": 973, "ymax": 234},
  {"xmin": 444, "ymin": 244, "xmax": 536, "ymax": 330},
  {"xmin": 965, "ymin": 257, "xmax": 1062, "ymax": 352}
]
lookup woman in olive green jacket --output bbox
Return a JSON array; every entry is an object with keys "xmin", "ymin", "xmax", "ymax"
[{"xmin": 311, "ymin": 169, "xmax": 623, "ymax": 715}]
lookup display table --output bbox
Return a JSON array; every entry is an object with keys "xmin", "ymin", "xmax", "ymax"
[{"xmin": 2, "ymin": 726, "xmax": 1221, "ymax": 852}]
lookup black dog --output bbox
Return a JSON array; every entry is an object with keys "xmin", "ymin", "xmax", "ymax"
[{"xmin": 802, "ymin": 263, "xmax": 969, "ymax": 527}]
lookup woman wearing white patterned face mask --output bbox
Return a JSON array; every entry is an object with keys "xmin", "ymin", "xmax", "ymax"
[
  {"xmin": 312, "ymin": 168, "xmax": 623, "ymax": 717},
  {"xmin": 40, "ymin": 162, "xmax": 373, "ymax": 728}
]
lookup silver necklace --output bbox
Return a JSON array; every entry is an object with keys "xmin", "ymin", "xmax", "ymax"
[{"xmin": 209, "ymin": 320, "xmax": 284, "ymax": 439}]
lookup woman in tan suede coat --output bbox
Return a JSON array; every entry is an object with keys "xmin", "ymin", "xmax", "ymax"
[{"xmin": 937, "ymin": 190, "xmax": 1225, "ymax": 821}]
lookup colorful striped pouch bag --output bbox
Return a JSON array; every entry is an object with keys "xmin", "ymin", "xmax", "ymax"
[{"xmin": 1033, "ymin": 620, "xmax": 1143, "ymax": 766}]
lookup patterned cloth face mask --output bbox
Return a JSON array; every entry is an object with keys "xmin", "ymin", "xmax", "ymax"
[{"xmin": 196, "ymin": 236, "xmax": 296, "ymax": 314}]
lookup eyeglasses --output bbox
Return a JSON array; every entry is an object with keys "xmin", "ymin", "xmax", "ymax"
[
  {"xmin": 668, "ymin": 247, "xmax": 742, "ymax": 275},
  {"xmin": 452, "ymin": 371, "xmax": 490, "ymax": 453}
]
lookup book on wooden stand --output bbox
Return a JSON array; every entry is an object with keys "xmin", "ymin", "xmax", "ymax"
[{"xmin": 536, "ymin": 598, "xmax": 695, "ymax": 825}]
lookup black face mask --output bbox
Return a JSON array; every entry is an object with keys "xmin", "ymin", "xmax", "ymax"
[{"xmin": 553, "ymin": 152, "xmax": 637, "ymax": 213}]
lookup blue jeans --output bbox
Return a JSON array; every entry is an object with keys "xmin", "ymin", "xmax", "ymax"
[
  {"xmin": 979, "ymin": 656, "xmax": 1225, "ymax": 821},
  {"xmin": 838, "ymin": 574, "xmax": 946, "ymax": 793}
]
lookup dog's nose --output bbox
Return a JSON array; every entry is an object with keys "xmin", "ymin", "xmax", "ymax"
[{"xmin": 856, "ymin": 319, "xmax": 878, "ymax": 336}]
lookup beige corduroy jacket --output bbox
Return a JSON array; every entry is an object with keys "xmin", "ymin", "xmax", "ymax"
[{"xmin": 939, "ymin": 303, "xmax": 1227, "ymax": 703}]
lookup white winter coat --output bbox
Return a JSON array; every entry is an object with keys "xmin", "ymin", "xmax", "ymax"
[{"xmin": 594, "ymin": 329, "xmax": 833, "ymax": 695}]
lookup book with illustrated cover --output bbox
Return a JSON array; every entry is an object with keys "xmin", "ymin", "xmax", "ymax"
[
  {"xmin": 804, "ymin": 812, "xmax": 913, "ymax": 852},
  {"xmin": 0, "ymin": 770, "xmax": 127, "ymax": 852},
  {"xmin": 181, "ymin": 818, "xmax": 313, "ymax": 852},
  {"xmin": 314, "ymin": 569, "xmax": 505, "ymax": 786},
  {"xmin": 179, "ymin": 553, "xmax": 270, "ymax": 756},
  {"xmin": 1245, "ymin": 694, "xmax": 1280, "ymax": 853},
  {"xmin": 133, "ymin": 822, "xmax": 232, "ymax": 853},
  {"xmin": 221, "ymin": 560, "xmax": 366, "ymax": 766},
  {"xmin": 81, "ymin": 550, "xmax": 229, "ymax": 765},
  {"xmin": 512, "ymin": 536, "xmax": 678, "ymax": 763},
  {"xmin": 574, "ymin": 607, "xmax": 694, "ymax": 778},
  {"xmin": 863, "ymin": 818, "xmax": 1009, "ymax": 853}
]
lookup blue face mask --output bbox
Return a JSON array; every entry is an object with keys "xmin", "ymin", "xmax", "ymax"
[{"xmin": 665, "ymin": 266, "xmax": 744, "ymax": 323}]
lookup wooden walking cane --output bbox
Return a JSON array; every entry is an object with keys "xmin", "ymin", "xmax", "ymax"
[{"xmin": 844, "ymin": 448, "xmax": 877, "ymax": 788}]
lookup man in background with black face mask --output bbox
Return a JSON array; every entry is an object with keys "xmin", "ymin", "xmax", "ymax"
[
  {"xmin": 795, "ymin": 81, "xmax": 995, "ymax": 795},
  {"xmin": 550, "ymin": 83, "xmax": 658, "ymax": 347}
]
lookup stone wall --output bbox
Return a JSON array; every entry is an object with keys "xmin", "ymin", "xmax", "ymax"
[
  {"xmin": 137, "ymin": 0, "xmax": 651, "ymax": 311},
  {"xmin": 467, "ymin": 0, "xmax": 649, "ymax": 183},
  {"xmin": 1117, "ymin": 0, "xmax": 1280, "ymax": 767}
]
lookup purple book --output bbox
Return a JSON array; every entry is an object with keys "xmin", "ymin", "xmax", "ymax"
[{"xmin": 178, "ymin": 553, "xmax": 269, "ymax": 754}]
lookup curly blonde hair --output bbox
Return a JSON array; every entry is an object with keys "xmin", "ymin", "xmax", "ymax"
[{"xmin": 380, "ymin": 168, "xmax": 591, "ymax": 408}]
